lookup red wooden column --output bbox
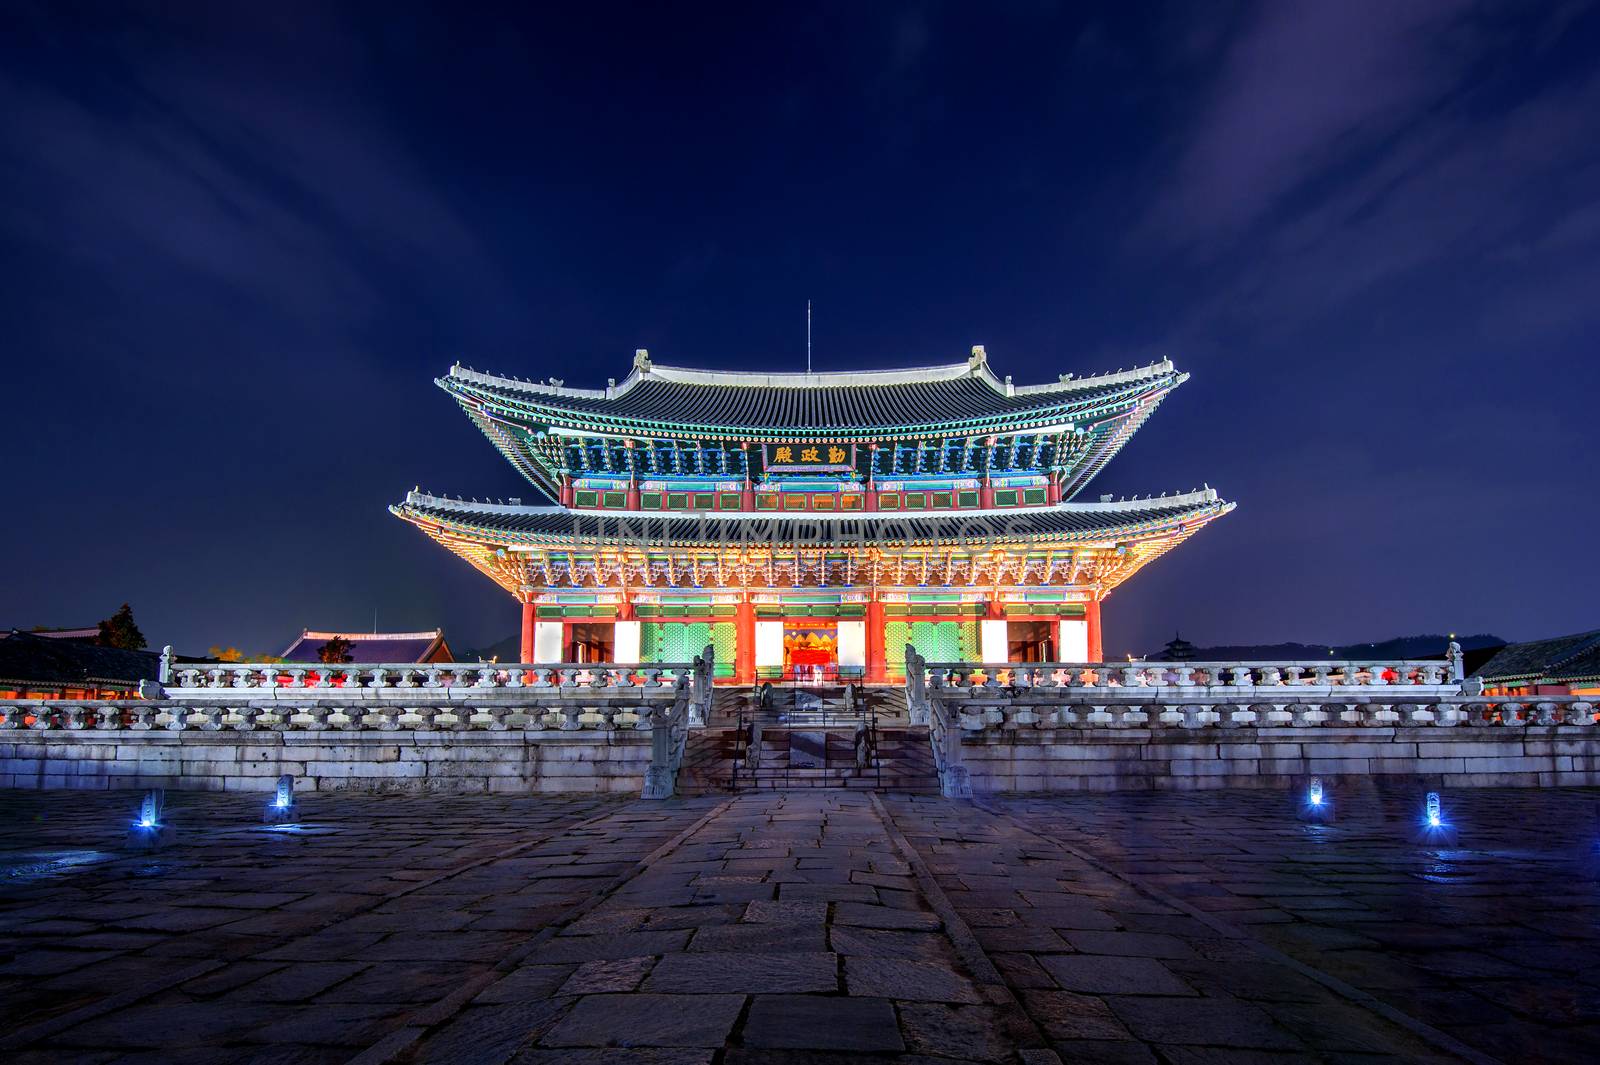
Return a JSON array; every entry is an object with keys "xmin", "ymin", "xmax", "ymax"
[
  {"xmin": 866, "ymin": 597, "xmax": 886, "ymax": 683},
  {"xmin": 519, "ymin": 600, "xmax": 536, "ymax": 664},
  {"xmin": 1085, "ymin": 597, "xmax": 1104, "ymax": 662},
  {"xmin": 735, "ymin": 598, "xmax": 755, "ymax": 683}
]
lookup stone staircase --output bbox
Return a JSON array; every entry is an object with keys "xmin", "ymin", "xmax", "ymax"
[
  {"xmin": 861, "ymin": 685, "xmax": 910, "ymax": 723},
  {"xmin": 677, "ymin": 727, "xmax": 742, "ymax": 794},
  {"xmin": 675, "ymin": 684, "xmax": 937, "ymax": 794},
  {"xmin": 873, "ymin": 725, "xmax": 938, "ymax": 791}
]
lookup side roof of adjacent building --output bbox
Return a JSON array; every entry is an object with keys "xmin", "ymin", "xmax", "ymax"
[
  {"xmin": 0, "ymin": 629, "xmax": 160, "ymax": 690},
  {"xmin": 279, "ymin": 629, "xmax": 453, "ymax": 664},
  {"xmin": 1472, "ymin": 629, "xmax": 1600, "ymax": 687}
]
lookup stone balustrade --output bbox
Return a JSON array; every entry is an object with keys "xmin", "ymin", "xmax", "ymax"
[
  {"xmin": 2, "ymin": 651, "xmax": 714, "ymax": 798},
  {"xmin": 923, "ymin": 693, "xmax": 1597, "ymax": 731},
  {"xmin": 919, "ymin": 659, "xmax": 1460, "ymax": 692},
  {"xmin": 164, "ymin": 661, "xmax": 697, "ymax": 698},
  {"xmin": 906, "ymin": 651, "xmax": 1588, "ymax": 729},
  {"xmin": 0, "ymin": 697, "xmax": 684, "ymax": 733},
  {"xmin": 903, "ymin": 647, "xmax": 1599, "ymax": 796}
]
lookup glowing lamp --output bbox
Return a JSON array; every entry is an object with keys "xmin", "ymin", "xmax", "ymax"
[
  {"xmin": 1415, "ymin": 790, "xmax": 1457, "ymax": 844},
  {"xmin": 264, "ymin": 774, "xmax": 299, "ymax": 825},
  {"xmin": 1298, "ymin": 776, "xmax": 1333, "ymax": 822},
  {"xmin": 125, "ymin": 789, "xmax": 174, "ymax": 851}
]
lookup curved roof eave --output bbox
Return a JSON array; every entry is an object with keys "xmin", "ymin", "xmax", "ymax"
[
  {"xmin": 438, "ymin": 356, "xmax": 1181, "ymax": 437},
  {"xmin": 440, "ymin": 372, "xmax": 1183, "ymax": 442},
  {"xmin": 389, "ymin": 488, "xmax": 1234, "ymax": 551}
]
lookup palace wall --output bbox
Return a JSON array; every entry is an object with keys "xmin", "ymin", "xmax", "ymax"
[
  {"xmin": 0, "ymin": 731, "xmax": 653, "ymax": 795},
  {"xmin": 8, "ymin": 727, "xmax": 1600, "ymax": 795},
  {"xmin": 957, "ymin": 727, "xmax": 1600, "ymax": 792}
]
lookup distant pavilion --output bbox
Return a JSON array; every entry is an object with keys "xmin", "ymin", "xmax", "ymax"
[{"xmin": 393, "ymin": 346, "xmax": 1232, "ymax": 682}]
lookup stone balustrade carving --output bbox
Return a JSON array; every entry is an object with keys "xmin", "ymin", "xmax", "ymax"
[
  {"xmin": 902, "ymin": 645, "xmax": 1596, "ymax": 798},
  {"xmin": 920, "ymin": 659, "xmax": 1459, "ymax": 692},
  {"xmin": 6, "ymin": 648, "xmax": 723, "ymax": 753},
  {"xmin": 162, "ymin": 661, "xmax": 695, "ymax": 701}
]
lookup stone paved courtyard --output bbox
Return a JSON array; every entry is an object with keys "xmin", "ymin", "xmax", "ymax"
[{"xmin": 1, "ymin": 786, "xmax": 1596, "ymax": 1063}]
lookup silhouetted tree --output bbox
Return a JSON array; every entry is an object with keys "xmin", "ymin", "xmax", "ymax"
[
  {"xmin": 317, "ymin": 636, "xmax": 354, "ymax": 664},
  {"xmin": 97, "ymin": 603, "xmax": 147, "ymax": 650}
]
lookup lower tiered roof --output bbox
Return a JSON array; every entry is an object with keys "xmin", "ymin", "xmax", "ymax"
[
  {"xmin": 392, "ymin": 489, "xmax": 1230, "ymax": 550},
  {"xmin": 391, "ymin": 488, "xmax": 1232, "ymax": 600}
]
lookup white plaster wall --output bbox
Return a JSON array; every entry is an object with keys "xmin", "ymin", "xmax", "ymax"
[
  {"xmin": 837, "ymin": 621, "xmax": 866, "ymax": 669},
  {"xmin": 534, "ymin": 622, "xmax": 564, "ymax": 663},
  {"xmin": 980, "ymin": 619, "xmax": 1009, "ymax": 664},
  {"xmin": 1058, "ymin": 618, "xmax": 1088, "ymax": 662},
  {"xmin": 755, "ymin": 621, "xmax": 784, "ymax": 668},
  {"xmin": 613, "ymin": 621, "xmax": 641, "ymax": 665}
]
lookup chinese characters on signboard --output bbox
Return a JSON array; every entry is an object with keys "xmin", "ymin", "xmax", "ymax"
[{"xmin": 764, "ymin": 443, "xmax": 855, "ymax": 469}]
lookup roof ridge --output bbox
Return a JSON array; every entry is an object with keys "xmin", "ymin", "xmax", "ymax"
[
  {"xmin": 443, "ymin": 354, "xmax": 1179, "ymax": 400},
  {"xmin": 296, "ymin": 629, "xmax": 444, "ymax": 641}
]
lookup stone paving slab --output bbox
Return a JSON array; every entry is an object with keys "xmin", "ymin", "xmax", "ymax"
[{"xmin": 4, "ymin": 785, "xmax": 1597, "ymax": 1062}]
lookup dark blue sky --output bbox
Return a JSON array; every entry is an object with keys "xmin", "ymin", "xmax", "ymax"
[{"xmin": 4, "ymin": 1, "xmax": 1598, "ymax": 658}]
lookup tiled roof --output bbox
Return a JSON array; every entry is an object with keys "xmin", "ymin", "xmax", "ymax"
[
  {"xmin": 0, "ymin": 629, "xmax": 160, "ymax": 689},
  {"xmin": 1472, "ymin": 629, "xmax": 1600, "ymax": 684},
  {"xmin": 279, "ymin": 630, "xmax": 450, "ymax": 664},
  {"xmin": 30, "ymin": 627, "xmax": 101, "ymax": 641},
  {"xmin": 391, "ymin": 490, "xmax": 1232, "ymax": 549},
  {"xmin": 442, "ymin": 357, "xmax": 1182, "ymax": 436}
]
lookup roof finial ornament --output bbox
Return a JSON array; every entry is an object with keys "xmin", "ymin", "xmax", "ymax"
[
  {"xmin": 968, "ymin": 344, "xmax": 987, "ymax": 371},
  {"xmin": 634, "ymin": 348, "xmax": 652, "ymax": 372}
]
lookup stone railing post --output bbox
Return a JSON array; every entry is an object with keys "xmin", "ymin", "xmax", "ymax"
[
  {"xmin": 642, "ymin": 686, "xmax": 690, "ymax": 800},
  {"xmin": 904, "ymin": 645, "xmax": 929, "ymax": 724}
]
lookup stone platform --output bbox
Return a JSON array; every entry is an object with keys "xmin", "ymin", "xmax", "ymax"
[{"xmin": 3, "ymin": 785, "xmax": 1597, "ymax": 1063}]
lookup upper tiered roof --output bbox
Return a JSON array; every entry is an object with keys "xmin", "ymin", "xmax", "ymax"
[{"xmin": 441, "ymin": 347, "xmax": 1183, "ymax": 440}]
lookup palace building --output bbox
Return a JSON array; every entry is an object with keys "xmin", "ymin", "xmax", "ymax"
[{"xmin": 392, "ymin": 346, "xmax": 1232, "ymax": 683}]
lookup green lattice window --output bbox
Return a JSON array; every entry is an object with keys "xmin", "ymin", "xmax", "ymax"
[
  {"xmin": 719, "ymin": 493, "xmax": 742, "ymax": 509},
  {"xmin": 640, "ymin": 621, "xmax": 735, "ymax": 677},
  {"xmin": 574, "ymin": 490, "xmax": 598, "ymax": 507},
  {"xmin": 994, "ymin": 489, "xmax": 1019, "ymax": 507},
  {"xmin": 603, "ymin": 491, "xmax": 626, "ymax": 508},
  {"xmin": 641, "ymin": 492, "xmax": 663, "ymax": 509},
  {"xmin": 1023, "ymin": 487, "xmax": 1047, "ymax": 505},
  {"xmin": 879, "ymin": 492, "xmax": 901, "ymax": 509},
  {"xmin": 885, "ymin": 620, "xmax": 979, "ymax": 675},
  {"xmin": 931, "ymin": 491, "xmax": 953, "ymax": 509},
  {"xmin": 957, "ymin": 491, "xmax": 979, "ymax": 508},
  {"xmin": 668, "ymin": 493, "xmax": 688, "ymax": 509}
]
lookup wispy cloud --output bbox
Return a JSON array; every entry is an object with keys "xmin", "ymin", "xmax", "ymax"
[
  {"xmin": 1129, "ymin": 1, "xmax": 1600, "ymax": 344},
  {"xmin": 1141, "ymin": 0, "xmax": 1479, "ymax": 253},
  {"xmin": 0, "ymin": 5, "xmax": 511, "ymax": 352}
]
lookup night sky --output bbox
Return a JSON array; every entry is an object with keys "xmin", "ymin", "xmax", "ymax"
[{"xmin": 4, "ymin": 1, "xmax": 1598, "ymax": 660}]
